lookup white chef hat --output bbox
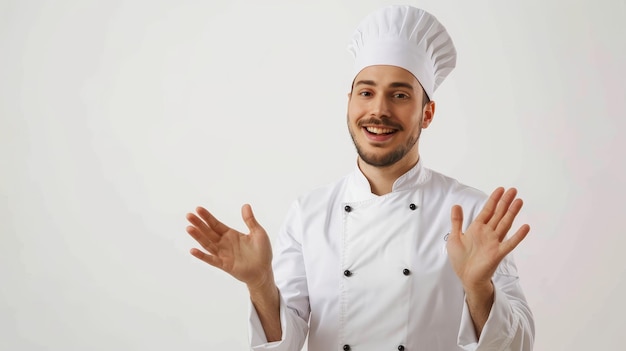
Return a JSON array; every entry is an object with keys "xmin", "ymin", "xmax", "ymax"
[{"xmin": 347, "ymin": 5, "xmax": 457, "ymax": 99}]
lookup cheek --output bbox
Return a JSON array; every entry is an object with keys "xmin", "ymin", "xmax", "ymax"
[
  {"xmin": 347, "ymin": 100, "xmax": 367, "ymax": 120},
  {"xmin": 346, "ymin": 103, "xmax": 359, "ymax": 123},
  {"xmin": 347, "ymin": 114, "xmax": 359, "ymax": 129}
]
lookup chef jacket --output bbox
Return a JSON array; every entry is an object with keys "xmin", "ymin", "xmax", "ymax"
[{"xmin": 249, "ymin": 160, "xmax": 535, "ymax": 350}]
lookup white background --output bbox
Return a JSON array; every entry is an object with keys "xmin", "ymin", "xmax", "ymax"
[{"xmin": 1, "ymin": 0, "xmax": 625, "ymax": 350}]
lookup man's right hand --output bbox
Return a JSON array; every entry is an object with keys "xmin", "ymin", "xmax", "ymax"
[
  {"xmin": 186, "ymin": 204, "xmax": 283, "ymax": 341},
  {"xmin": 185, "ymin": 204, "xmax": 274, "ymax": 290}
]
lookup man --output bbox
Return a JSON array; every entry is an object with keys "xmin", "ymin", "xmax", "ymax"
[{"xmin": 185, "ymin": 5, "xmax": 535, "ymax": 350}]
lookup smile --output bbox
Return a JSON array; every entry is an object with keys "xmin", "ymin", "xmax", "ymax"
[
  {"xmin": 362, "ymin": 126, "xmax": 398, "ymax": 142},
  {"xmin": 365, "ymin": 126, "xmax": 396, "ymax": 135}
]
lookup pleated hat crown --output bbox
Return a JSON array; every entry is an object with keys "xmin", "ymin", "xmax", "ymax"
[{"xmin": 347, "ymin": 5, "xmax": 457, "ymax": 99}]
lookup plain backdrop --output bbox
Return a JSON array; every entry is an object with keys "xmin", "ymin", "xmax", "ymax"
[{"xmin": 1, "ymin": 0, "xmax": 625, "ymax": 350}]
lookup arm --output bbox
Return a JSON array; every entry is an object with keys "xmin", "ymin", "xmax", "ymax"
[
  {"xmin": 464, "ymin": 281, "xmax": 495, "ymax": 337},
  {"xmin": 185, "ymin": 204, "xmax": 282, "ymax": 341},
  {"xmin": 248, "ymin": 274, "xmax": 282, "ymax": 342},
  {"xmin": 447, "ymin": 187, "xmax": 535, "ymax": 350},
  {"xmin": 186, "ymin": 203, "xmax": 309, "ymax": 351},
  {"xmin": 249, "ymin": 201, "xmax": 310, "ymax": 350},
  {"xmin": 457, "ymin": 256, "xmax": 535, "ymax": 351}
]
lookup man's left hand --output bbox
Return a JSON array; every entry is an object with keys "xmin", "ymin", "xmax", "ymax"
[{"xmin": 446, "ymin": 187, "xmax": 530, "ymax": 291}]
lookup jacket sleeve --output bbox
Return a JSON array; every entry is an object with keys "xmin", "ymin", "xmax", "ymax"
[
  {"xmin": 248, "ymin": 201, "xmax": 310, "ymax": 351},
  {"xmin": 457, "ymin": 254, "xmax": 535, "ymax": 351}
]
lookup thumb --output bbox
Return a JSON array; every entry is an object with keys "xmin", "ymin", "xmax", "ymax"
[
  {"xmin": 241, "ymin": 204, "xmax": 262, "ymax": 234},
  {"xmin": 450, "ymin": 204, "xmax": 464, "ymax": 236}
]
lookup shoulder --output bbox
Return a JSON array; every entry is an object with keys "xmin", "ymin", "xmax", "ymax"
[
  {"xmin": 422, "ymin": 168, "xmax": 488, "ymax": 223},
  {"xmin": 294, "ymin": 174, "xmax": 350, "ymax": 210},
  {"xmin": 278, "ymin": 174, "xmax": 349, "ymax": 236},
  {"xmin": 425, "ymin": 168, "xmax": 487, "ymax": 203}
]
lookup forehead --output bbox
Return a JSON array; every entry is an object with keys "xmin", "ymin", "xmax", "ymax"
[{"xmin": 353, "ymin": 65, "xmax": 421, "ymax": 90}]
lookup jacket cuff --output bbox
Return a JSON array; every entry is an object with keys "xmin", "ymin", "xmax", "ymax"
[
  {"xmin": 457, "ymin": 286, "xmax": 518, "ymax": 350},
  {"xmin": 248, "ymin": 294, "xmax": 308, "ymax": 350}
]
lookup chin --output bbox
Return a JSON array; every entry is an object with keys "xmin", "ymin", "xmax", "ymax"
[{"xmin": 358, "ymin": 150, "xmax": 406, "ymax": 168}]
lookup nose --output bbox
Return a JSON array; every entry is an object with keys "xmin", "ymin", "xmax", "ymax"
[{"xmin": 370, "ymin": 94, "xmax": 391, "ymax": 118}]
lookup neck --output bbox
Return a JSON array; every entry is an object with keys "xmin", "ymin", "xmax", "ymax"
[{"xmin": 358, "ymin": 152, "xmax": 420, "ymax": 196}]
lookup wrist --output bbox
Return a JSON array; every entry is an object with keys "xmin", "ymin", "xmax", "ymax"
[
  {"xmin": 464, "ymin": 280, "xmax": 494, "ymax": 304},
  {"xmin": 247, "ymin": 271, "xmax": 279, "ymax": 314},
  {"xmin": 247, "ymin": 270, "xmax": 276, "ymax": 295}
]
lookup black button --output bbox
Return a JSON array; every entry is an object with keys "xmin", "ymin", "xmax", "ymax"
[
  {"xmin": 403, "ymin": 269, "xmax": 410, "ymax": 276},
  {"xmin": 343, "ymin": 345, "xmax": 351, "ymax": 351},
  {"xmin": 398, "ymin": 345, "xmax": 405, "ymax": 351},
  {"xmin": 409, "ymin": 203, "xmax": 417, "ymax": 210},
  {"xmin": 344, "ymin": 205, "xmax": 352, "ymax": 212},
  {"xmin": 344, "ymin": 270, "xmax": 352, "ymax": 277}
]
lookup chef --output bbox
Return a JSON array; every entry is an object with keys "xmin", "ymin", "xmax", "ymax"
[{"xmin": 185, "ymin": 5, "xmax": 535, "ymax": 351}]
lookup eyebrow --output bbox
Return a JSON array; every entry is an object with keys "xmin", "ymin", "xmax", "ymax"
[{"xmin": 353, "ymin": 80, "xmax": 415, "ymax": 90}]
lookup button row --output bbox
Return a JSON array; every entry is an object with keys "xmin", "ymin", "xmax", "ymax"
[
  {"xmin": 343, "ymin": 269, "xmax": 410, "ymax": 277},
  {"xmin": 342, "ymin": 345, "xmax": 405, "ymax": 350},
  {"xmin": 344, "ymin": 204, "xmax": 418, "ymax": 212}
]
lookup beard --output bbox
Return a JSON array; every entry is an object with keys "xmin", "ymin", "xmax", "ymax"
[{"xmin": 348, "ymin": 115, "xmax": 422, "ymax": 168}]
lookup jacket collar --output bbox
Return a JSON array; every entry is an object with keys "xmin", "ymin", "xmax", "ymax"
[{"xmin": 345, "ymin": 158, "xmax": 430, "ymax": 202}]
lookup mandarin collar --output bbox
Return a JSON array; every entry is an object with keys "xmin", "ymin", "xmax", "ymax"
[{"xmin": 345, "ymin": 159, "xmax": 430, "ymax": 202}]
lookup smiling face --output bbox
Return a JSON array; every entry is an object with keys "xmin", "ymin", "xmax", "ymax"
[{"xmin": 347, "ymin": 65, "xmax": 434, "ymax": 169}]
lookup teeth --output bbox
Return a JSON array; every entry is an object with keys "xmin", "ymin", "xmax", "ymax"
[{"xmin": 366, "ymin": 126, "xmax": 395, "ymax": 135}]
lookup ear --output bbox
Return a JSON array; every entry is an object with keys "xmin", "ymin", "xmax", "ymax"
[
  {"xmin": 347, "ymin": 87, "xmax": 354, "ymax": 100},
  {"xmin": 421, "ymin": 101, "xmax": 436, "ymax": 128}
]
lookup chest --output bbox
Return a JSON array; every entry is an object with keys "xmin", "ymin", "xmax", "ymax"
[
  {"xmin": 301, "ymin": 189, "xmax": 458, "ymax": 301},
  {"xmin": 301, "ymin": 189, "xmax": 466, "ymax": 349}
]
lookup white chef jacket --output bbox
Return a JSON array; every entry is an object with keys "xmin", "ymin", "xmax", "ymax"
[{"xmin": 249, "ymin": 160, "xmax": 534, "ymax": 351}]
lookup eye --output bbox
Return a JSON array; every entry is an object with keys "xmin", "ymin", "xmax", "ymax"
[
  {"xmin": 359, "ymin": 91, "xmax": 372, "ymax": 97},
  {"xmin": 393, "ymin": 93, "xmax": 409, "ymax": 99}
]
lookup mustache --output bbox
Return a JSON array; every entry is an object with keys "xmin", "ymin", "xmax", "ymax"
[{"xmin": 357, "ymin": 117, "xmax": 404, "ymax": 131}]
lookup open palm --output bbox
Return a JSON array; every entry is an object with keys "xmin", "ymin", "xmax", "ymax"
[
  {"xmin": 185, "ymin": 204, "xmax": 273, "ymax": 289},
  {"xmin": 446, "ymin": 187, "xmax": 530, "ymax": 289}
]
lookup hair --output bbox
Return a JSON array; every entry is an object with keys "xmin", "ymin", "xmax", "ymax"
[{"xmin": 422, "ymin": 90, "xmax": 431, "ymax": 108}]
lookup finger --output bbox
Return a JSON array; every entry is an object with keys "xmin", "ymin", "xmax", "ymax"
[
  {"xmin": 495, "ymin": 198, "xmax": 524, "ymax": 240},
  {"xmin": 487, "ymin": 188, "xmax": 518, "ymax": 229},
  {"xmin": 186, "ymin": 212, "xmax": 221, "ymax": 242},
  {"xmin": 499, "ymin": 224, "xmax": 530, "ymax": 256},
  {"xmin": 475, "ymin": 187, "xmax": 505, "ymax": 224},
  {"xmin": 186, "ymin": 225, "xmax": 219, "ymax": 255},
  {"xmin": 190, "ymin": 248, "xmax": 223, "ymax": 268},
  {"xmin": 241, "ymin": 204, "xmax": 262, "ymax": 235},
  {"xmin": 196, "ymin": 206, "xmax": 230, "ymax": 236}
]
